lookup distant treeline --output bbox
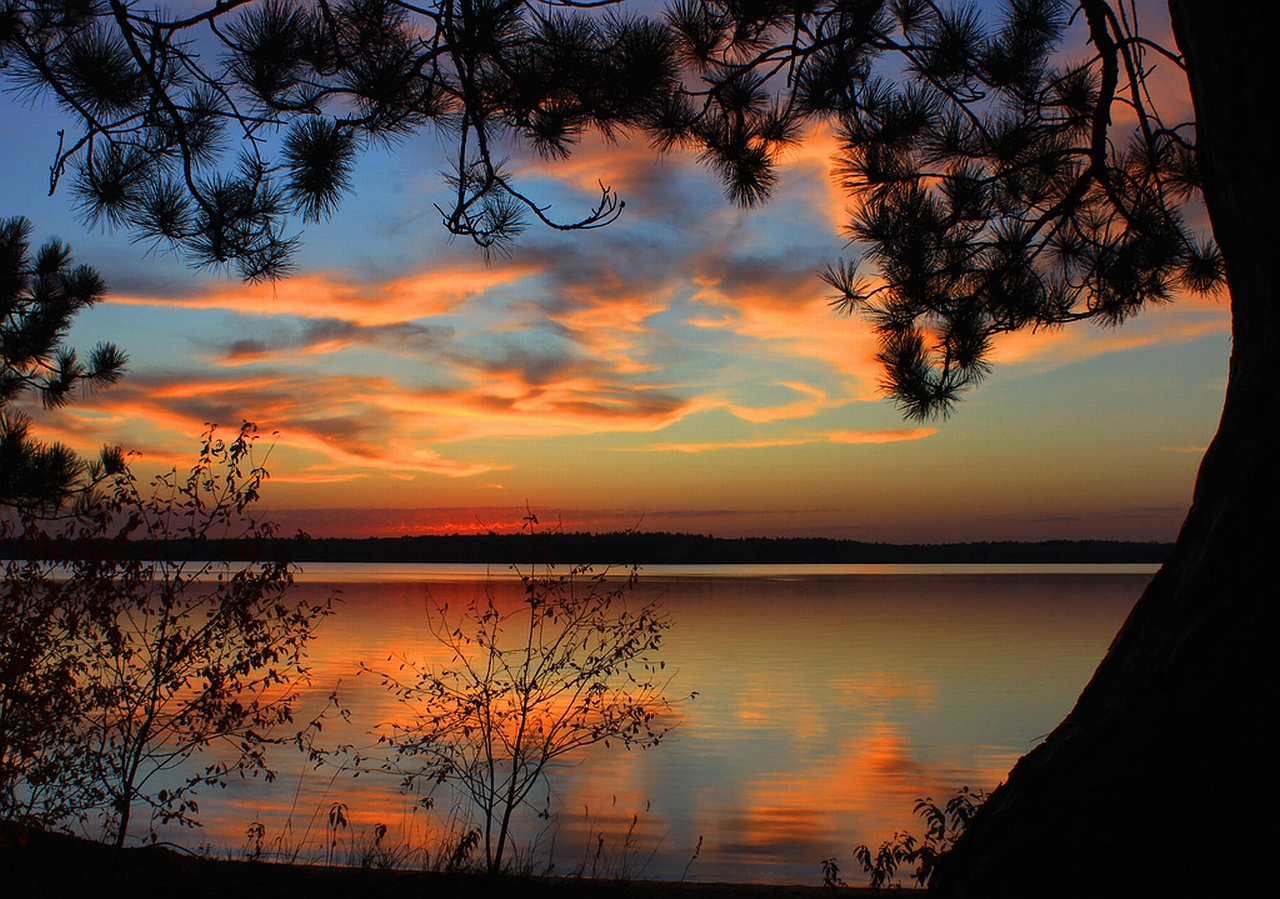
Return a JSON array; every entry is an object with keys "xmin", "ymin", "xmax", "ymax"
[{"xmin": 5, "ymin": 531, "xmax": 1175, "ymax": 565}]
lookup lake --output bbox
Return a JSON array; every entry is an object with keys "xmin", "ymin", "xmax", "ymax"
[{"xmin": 170, "ymin": 563, "xmax": 1151, "ymax": 885}]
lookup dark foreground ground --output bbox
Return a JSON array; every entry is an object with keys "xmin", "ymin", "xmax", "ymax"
[{"xmin": 1, "ymin": 824, "xmax": 895, "ymax": 899}]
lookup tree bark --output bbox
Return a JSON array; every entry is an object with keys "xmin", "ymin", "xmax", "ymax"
[{"xmin": 929, "ymin": 2, "xmax": 1278, "ymax": 894}]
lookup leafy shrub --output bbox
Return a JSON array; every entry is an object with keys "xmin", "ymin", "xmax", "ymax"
[
  {"xmin": 851, "ymin": 786, "xmax": 987, "ymax": 889},
  {"xmin": 0, "ymin": 423, "xmax": 333, "ymax": 846},
  {"xmin": 370, "ymin": 540, "xmax": 682, "ymax": 874}
]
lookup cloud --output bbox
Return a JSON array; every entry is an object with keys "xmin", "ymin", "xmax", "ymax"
[
  {"xmin": 513, "ymin": 124, "xmax": 849, "ymax": 236},
  {"xmin": 509, "ymin": 133, "xmax": 710, "ymax": 226},
  {"xmin": 68, "ymin": 127, "xmax": 895, "ymax": 460},
  {"xmin": 37, "ymin": 369, "xmax": 498, "ymax": 479},
  {"xmin": 685, "ymin": 277, "xmax": 884, "ymax": 404},
  {"xmin": 646, "ymin": 437, "xmax": 815, "ymax": 454},
  {"xmin": 212, "ymin": 318, "xmax": 453, "ymax": 365},
  {"xmin": 645, "ymin": 427, "xmax": 937, "ymax": 454},
  {"xmin": 987, "ymin": 302, "xmax": 1229, "ymax": 371},
  {"xmin": 826, "ymin": 428, "xmax": 939, "ymax": 444},
  {"xmin": 370, "ymin": 379, "xmax": 694, "ymax": 442},
  {"xmin": 107, "ymin": 262, "xmax": 544, "ymax": 327},
  {"xmin": 725, "ymin": 381, "xmax": 830, "ymax": 424}
]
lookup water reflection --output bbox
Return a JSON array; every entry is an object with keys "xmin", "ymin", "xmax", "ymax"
[{"xmin": 171, "ymin": 566, "xmax": 1144, "ymax": 884}]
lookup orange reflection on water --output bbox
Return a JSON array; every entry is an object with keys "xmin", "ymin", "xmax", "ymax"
[
  {"xmin": 149, "ymin": 568, "xmax": 1139, "ymax": 884},
  {"xmin": 727, "ymin": 719, "xmax": 1011, "ymax": 866}
]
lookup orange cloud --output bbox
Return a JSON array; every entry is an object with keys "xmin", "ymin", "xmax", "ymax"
[
  {"xmin": 548, "ymin": 296, "xmax": 677, "ymax": 375},
  {"xmin": 517, "ymin": 124, "xmax": 848, "ymax": 235},
  {"xmin": 369, "ymin": 381, "xmax": 696, "ymax": 442},
  {"xmin": 826, "ymin": 428, "xmax": 939, "ymax": 444},
  {"xmin": 645, "ymin": 427, "xmax": 936, "ymax": 454},
  {"xmin": 727, "ymin": 381, "xmax": 829, "ymax": 424},
  {"xmin": 645, "ymin": 437, "xmax": 814, "ymax": 454},
  {"xmin": 688, "ymin": 279, "xmax": 884, "ymax": 403},
  {"xmin": 108, "ymin": 263, "xmax": 543, "ymax": 327},
  {"xmin": 774, "ymin": 123, "xmax": 848, "ymax": 233},
  {"xmin": 512, "ymin": 134, "xmax": 682, "ymax": 202},
  {"xmin": 37, "ymin": 371, "xmax": 503, "ymax": 481},
  {"xmin": 987, "ymin": 302, "xmax": 1229, "ymax": 370}
]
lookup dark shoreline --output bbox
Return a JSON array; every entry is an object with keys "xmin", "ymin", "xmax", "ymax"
[
  {"xmin": 2, "ymin": 822, "xmax": 888, "ymax": 898},
  {"xmin": 290, "ymin": 534, "xmax": 1173, "ymax": 565},
  {"xmin": 4, "ymin": 532, "xmax": 1174, "ymax": 566}
]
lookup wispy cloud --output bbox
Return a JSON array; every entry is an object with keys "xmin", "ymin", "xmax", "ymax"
[
  {"xmin": 987, "ymin": 299, "xmax": 1229, "ymax": 370},
  {"xmin": 826, "ymin": 428, "xmax": 939, "ymax": 444},
  {"xmin": 645, "ymin": 427, "xmax": 936, "ymax": 454},
  {"xmin": 212, "ymin": 319, "xmax": 452, "ymax": 366},
  {"xmin": 108, "ymin": 262, "xmax": 544, "ymax": 326}
]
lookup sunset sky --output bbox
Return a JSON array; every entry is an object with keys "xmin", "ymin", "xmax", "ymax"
[{"xmin": 0, "ymin": 2, "xmax": 1228, "ymax": 542}]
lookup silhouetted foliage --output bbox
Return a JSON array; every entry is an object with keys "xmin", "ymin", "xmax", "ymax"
[
  {"xmin": 0, "ymin": 521, "xmax": 99, "ymax": 826},
  {"xmin": 1, "ymin": 0, "xmax": 685, "ymax": 273},
  {"xmin": 3, "ymin": 2, "xmax": 1214, "ymax": 415},
  {"xmin": 0, "ymin": 214, "xmax": 126, "ymax": 514},
  {"xmin": 850, "ymin": 786, "xmax": 986, "ymax": 889},
  {"xmin": 369, "ymin": 539, "xmax": 680, "ymax": 874},
  {"xmin": 0, "ymin": 423, "xmax": 333, "ymax": 847},
  {"xmin": 656, "ymin": 0, "xmax": 1219, "ymax": 417}
]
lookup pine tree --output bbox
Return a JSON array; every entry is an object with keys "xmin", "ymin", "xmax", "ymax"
[
  {"xmin": 1, "ymin": 216, "xmax": 126, "ymax": 513},
  {"xmin": 1, "ymin": 0, "xmax": 683, "ymax": 273}
]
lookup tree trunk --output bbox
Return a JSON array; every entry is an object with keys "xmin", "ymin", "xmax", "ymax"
[{"xmin": 929, "ymin": 2, "xmax": 1278, "ymax": 894}]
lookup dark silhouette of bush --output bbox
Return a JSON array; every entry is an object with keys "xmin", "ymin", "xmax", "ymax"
[
  {"xmin": 369, "ymin": 528, "xmax": 681, "ymax": 874},
  {"xmin": 848, "ymin": 786, "xmax": 987, "ymax": 889},
  {"xmin": 0, "ymin": 423, "xmax": 333, "ymax": 846}
]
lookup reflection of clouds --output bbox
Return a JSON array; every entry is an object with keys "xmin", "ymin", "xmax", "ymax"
[
  {"xmin": 722, "ymin": 723, "xmax": 921, "ymax": 857},
  {"xmin": 712, "ymin": 715, "xmax": 1012, "ymax": 876},
  {"xmin": 135, "ymin": 572, "xmax": 1133, "ymax": 880}
]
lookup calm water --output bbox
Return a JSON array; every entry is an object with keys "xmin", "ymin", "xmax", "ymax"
[{"xmin": 170, "ymin": 564, "xmax": 1150, "ymax": 884}]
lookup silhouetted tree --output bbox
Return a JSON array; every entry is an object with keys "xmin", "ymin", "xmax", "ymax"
[
  {"xmin": 1, "ymin": 0, "xmax": 683, "ymax": 273},
  {"xmin": 0, "ymin": 423, "xmax": 333, "ymax": 846},
  {"xmin": 850, "ymin": 786, "xmax": 987, "ymax": 889},
  {"xmin": 1, "ymin": 215, "xmax": 126, "ymax": 513},
  {"xmin": 660, "ymin": 3, "xmax": 1268, "ymax": 893},
  {"xmin": 928, "ymin": 3, "xmax": 1275, "ymax": 895},
  {"xmin": 0, "ymin": 518, "xmax": 99, "ymax": 827},
  {"xmin": 3, "ymin": 1, "xmax": 1271, "ymax": 891},
  {"xmin": 660, "ymin": 2, "xmax": 1269, "ymax": 893},
  {"xmin": 371, "ymin": 559, "xmax": 677, "ymax": 874}
]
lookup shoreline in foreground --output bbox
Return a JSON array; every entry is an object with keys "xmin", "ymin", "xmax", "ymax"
[{"xmin": 3, "ymin": 823, "xmax": 899, "ymax": 899}]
